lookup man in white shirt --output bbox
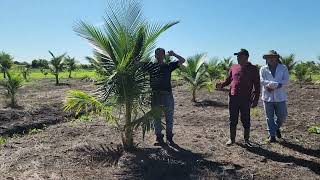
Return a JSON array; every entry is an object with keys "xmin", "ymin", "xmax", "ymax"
[{"xmin": 260, "ymin": 50, "xmax": 289, "ymax": 143}]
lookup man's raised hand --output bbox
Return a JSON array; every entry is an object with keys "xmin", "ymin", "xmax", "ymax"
[{"xmin": 168, "ymin": 50, "xmax": 175, "ymax": 56}]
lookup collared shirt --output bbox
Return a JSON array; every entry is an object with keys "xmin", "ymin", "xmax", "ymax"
[
  {"xmin": 260, "ymin": 64, "xmax": 289, "ymax": 102},
  {"xmin": 221, "ymin": 62, "xmax": 260, "ymax": 103},
  {"xmin": 268, "ymin": 64, "xmax": 277, "ymax": 77}
]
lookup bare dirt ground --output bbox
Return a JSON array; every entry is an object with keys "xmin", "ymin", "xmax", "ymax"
[{"xmin": 0, "ymin": 78, "xmax": 319, "ymax": 180}]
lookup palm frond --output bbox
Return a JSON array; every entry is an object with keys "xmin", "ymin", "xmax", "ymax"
[
  {"xmin": 206, "ymin": 58, "xmax": 222, "ymax": 80},
  {"xmin": 64, "ymin": 90, "xmax": 117, "ymax": 124},
  {"xmin": 143, "ymin": 21, "xmax": 180, "ymax": 58},
  {"xmin": 0, "ymin": 71, "xmax": 23, "ymax": 106},
  {"xmin": 280, "ymin": 54, "xmax": 297, "ymax": 72},
  {"xmin": 130, "ymin": 107, "xmax": 163, "ymax": 140},
  {"xmin": 179, "ymin": 53, "xmax": 210, "ymax": 101}
]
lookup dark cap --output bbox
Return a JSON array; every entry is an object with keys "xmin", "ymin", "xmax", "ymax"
[{"xmin": 234, "ymin": 49, "xmax": 249, "ymax": 57}]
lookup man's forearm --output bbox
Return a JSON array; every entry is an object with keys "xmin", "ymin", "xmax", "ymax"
[
  {"xmin": 221, "ymin": 78, "xmax": 231, "ymax": 87},
  {"xmin": 173, "ymin": 53, "xmax": 185, "ymax": 65}
]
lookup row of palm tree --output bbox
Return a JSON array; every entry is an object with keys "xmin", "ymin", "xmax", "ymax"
[
  {"xmin": 0, "ymin": 50, "xmax": 78, "ymax": 84},
  {"xmin": 47, "ymin": 52, "xmax": 79, "ymax": 85},
  {"xmin": 293, "ymin": 61, "xmax": 320, "ymax": 87},
  {"xmin": 179, "ymin": 52, "xmax": 320, "ymax": 100},
  {"xmin": 33, "ymin": 52, "xmax": 78, "ymax": 85},
  {"xmin": 280, "ymin": 54, "xmax": 320, "ymax": 87},
  {"xmin": 0, "ymin": 51, "xmax": 78, "ymax": 108}
]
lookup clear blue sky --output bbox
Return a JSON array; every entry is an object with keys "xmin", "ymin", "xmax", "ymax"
[{"xmin": 1, "ymin": 0, "xmax": 320, "ymax": 65}]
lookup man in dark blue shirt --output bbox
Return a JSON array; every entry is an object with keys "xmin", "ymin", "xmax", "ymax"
[{"xmin": 152, "ymin": 48, "xmax": 185, "ymax": 145}]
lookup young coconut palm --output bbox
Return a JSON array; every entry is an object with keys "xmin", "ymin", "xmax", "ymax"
[
  {"xmin": 19, "ymin": 64, "xmax": 31, "ymax": 81},
  {"xmin": 179, "ymin": 53, "xmax": 210, "ymax": 102},
  {"xmin": 48, "ymin": 51, "xmax": 66, "ymax": 85},
  {"xmin": 65, "ymin": 56, "xmax": 78, "ymax": 78},
  {"xmin": 0, "ymin": 52, "xmax": 14, "ymax": 78},
  {"xmin": 280, "ymin": 54, "xmax": 296, "ymax": 73},
  {"xmin": 206, "ymin": 58, "xmax": 222, "ymax": 82},
  {"xmin": 64, "ymin": 0, "xmax": 178, "ymax": 150},
  {"xmin": 294, "ymin": 62, "xmax": 308, "ymax": 88},
  {"xmin": 304, "ymin": 61, "xmax": 319, "ymax": 81},
  {"xmin": 218, "ymin": 57, "xmax": 233, "ymax": 77},
  {"xmin": 0, "ymin": 72, "xmax": 23, "ymax": 107}
]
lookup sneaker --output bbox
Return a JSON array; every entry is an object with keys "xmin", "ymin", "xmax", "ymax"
[
  {"xmin": 154, "ymin": 135, "xmax": 165, "ymax": 146},
  {"xmin": 276, "ymin": 129, "xmax": 282, "ymax": 139},
  {"xmin": 166, "ymin": 134, "xmax": 175, "ymax": 145},
  {"xmin": 265, "ymin": 136, "xmax": 277, "ymax": 143},
  {"xmin": 226, "ymin": 139, "xmax": 235, "ymax": 146},
  {"xmin": 244, "ymin": 140, "xmax": 253, "ymax": 147}
]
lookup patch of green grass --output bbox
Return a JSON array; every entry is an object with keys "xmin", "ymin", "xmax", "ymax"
[
  {"xmin": 28, "ymin": 128, "xmax": 43, "ymax": 135},
  {"xmin": 29, "ymin": 69, "xmax": 98, "ymax": 79},
  {"xmin": 0, "ymin": 69, "xmax": 99, "ymax": 80},
  {"xmin": 0, "ymin": 136, "xmax": 7, "ymax": 145},
  {"xmin": 290, "ymin": 74, "xmax": 320, "ymax": 82},
  {"xmin": 289, "ymin": 74, "xmax": 296, "ymax": 81},
  {"xmin": 313, "ymin": 74, "xmax": 320, "ymax": 81},
  {"xmin": 251, "ymin": 108, "xmax": 263, "ymax": 119},
  {"xmin": 308, "ymin": 125, "xmax": 320, "ymax": 134},
  {"xmin": 78, "ymin": 115, "xmax": 93, "ymax": 122}
]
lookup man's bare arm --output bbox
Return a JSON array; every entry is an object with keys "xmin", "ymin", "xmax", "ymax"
[{"xmin": 168, "ymin": 50, "xmax": 185, "ymax": 65}]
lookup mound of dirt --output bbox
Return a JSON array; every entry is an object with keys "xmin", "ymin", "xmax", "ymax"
[{"xmin": 0, "ymin": 105, "xmax": 65, "ymax": 136}]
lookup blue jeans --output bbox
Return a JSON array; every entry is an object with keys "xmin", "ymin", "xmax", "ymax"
[
  {"xmin": 263, "ymin": 101, "xmax": 288, "ymax": 137},
  {"xmin": 151, "ymin": 92, "xmax": 174, "ymax": 137}
]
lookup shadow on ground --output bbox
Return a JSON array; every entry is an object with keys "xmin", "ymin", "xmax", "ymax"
[
  {"xmin": 76, "ymin": 143, "xmax": 247, "ymax": 180},
  {"xmin": 239, "ymin": 144, "xmax": 320, "ymax": 176},
  {"xmin": 194, "ymin": 100, "xmax": 228, "ymax": 108},
  {"xmin": 279, "ymin": 140, "xmax": 320, "ymax": 158}
]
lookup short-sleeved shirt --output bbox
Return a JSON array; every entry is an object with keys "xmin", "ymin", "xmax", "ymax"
[{"xmin": 151, "ymin": 61, "xmax": 179, "ymax": 92}]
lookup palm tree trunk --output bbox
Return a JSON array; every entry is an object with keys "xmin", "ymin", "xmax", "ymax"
[
  {"xmin": 55, "ymin": 74, "xmax": 59, "ymax": 85},
  {"xmin": 122, "ymin": 101, "xmax": 133, "ymax": 151},
  {"xmin": 3, "ymin": 72, "xmax": 6, "ymax": 79},
  {"xmin": 69, "ymin": 70, "xmax": 72, "ymax": 78},
  {"xmin": 192, "ymin": 88, "xmax": 197, "ymax": 102},
  {"xmin": 10, "ymin": 95, "xmax": 15, "ymax": 107},
  {"xmin": 299, "ymin": 80, "xmax": 303, "ymax": 88}
]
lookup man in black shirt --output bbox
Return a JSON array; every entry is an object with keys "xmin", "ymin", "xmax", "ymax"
[{"xmin": 152, "ymin": 48, "xmax": 185, "ymax": 145}]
